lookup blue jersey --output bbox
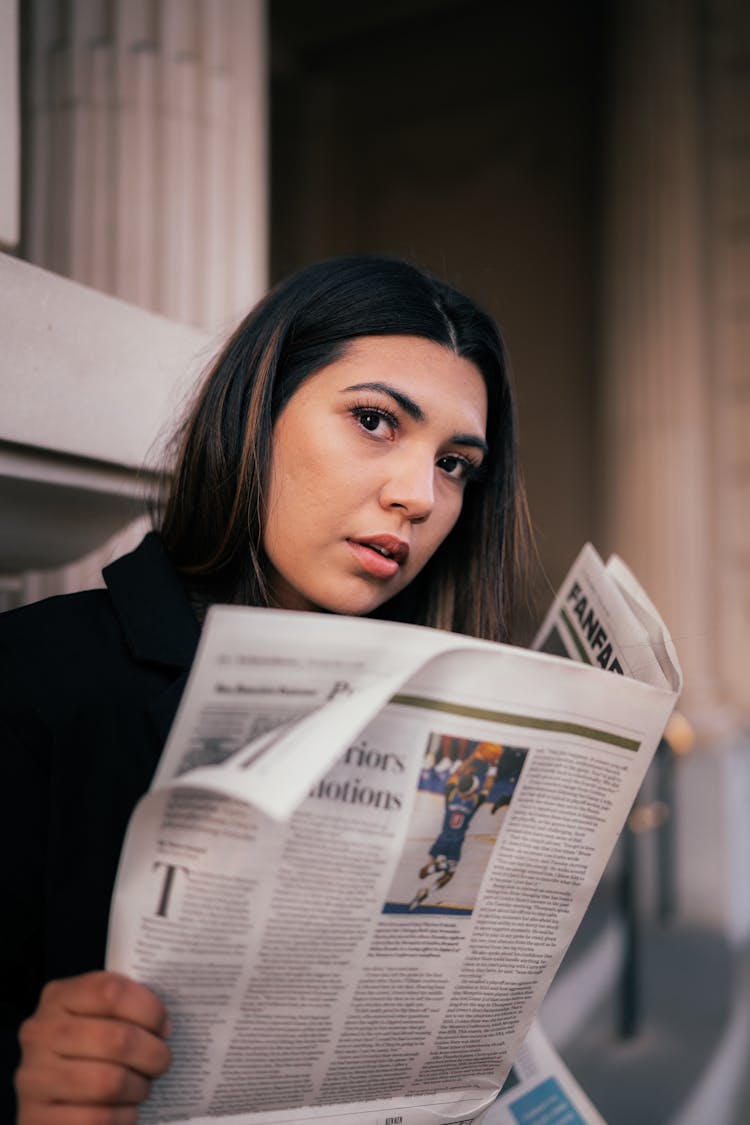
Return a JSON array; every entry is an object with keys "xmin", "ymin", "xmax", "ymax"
[{"xmin": 430, "ymin": 787, "xmax": 482, "ymax": 863}]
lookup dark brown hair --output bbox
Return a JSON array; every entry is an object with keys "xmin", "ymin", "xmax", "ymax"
[{"xmin": 157, "ymin": 255, "xmax": 531, "ymax": 642}]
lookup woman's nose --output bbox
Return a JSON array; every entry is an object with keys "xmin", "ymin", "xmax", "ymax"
[{"xmin": 379, "ymin": 454, "xmax": 435, "ymax": 521}]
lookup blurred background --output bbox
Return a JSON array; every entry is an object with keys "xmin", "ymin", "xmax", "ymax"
[{"xmin": 1, "ymin": 1, "xmax": 749, "ymax": 1121}]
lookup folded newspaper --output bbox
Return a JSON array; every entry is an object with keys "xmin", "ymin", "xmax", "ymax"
[{"xmin": 106, "ymin": 545, "xmax": 682, "ymax": 1125}]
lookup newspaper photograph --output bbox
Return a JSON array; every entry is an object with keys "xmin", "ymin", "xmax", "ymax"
[{"xmin": 106, "ymin": 544, "xmax": 682, "ymax": 1125}]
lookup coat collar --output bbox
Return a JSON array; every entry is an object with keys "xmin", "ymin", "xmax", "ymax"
[{"xmin": 103, "ymin": 532, "xmax": 200, "ymax": 671}]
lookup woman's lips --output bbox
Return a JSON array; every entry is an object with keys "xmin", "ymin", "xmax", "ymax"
[{"xmin": 347, "ymin": 536, "xmax": 409, "ymax": 579}]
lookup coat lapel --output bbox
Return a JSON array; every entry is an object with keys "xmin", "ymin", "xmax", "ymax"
[{"xmin": 103, "ymin": 532, "xmax": 201, "ymax": 743}]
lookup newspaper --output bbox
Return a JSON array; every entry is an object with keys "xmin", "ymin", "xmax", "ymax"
[
  {"xmin": 106, "ymin": 544, "xmax": 681, "ymax": 1125},
  {"xmin": 532, "ymin": 543, "xmax": 676, "ymax": 691}
]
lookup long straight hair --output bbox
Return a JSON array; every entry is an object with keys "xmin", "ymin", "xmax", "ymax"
[{"xmin": 157, "ymin": 255, "xmax": 531, "ymax": 642}]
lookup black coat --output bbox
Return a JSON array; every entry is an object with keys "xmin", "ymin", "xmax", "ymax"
[{"xmin": 0, "ymin": 532, "xmax": 200, "ymax": 1117}]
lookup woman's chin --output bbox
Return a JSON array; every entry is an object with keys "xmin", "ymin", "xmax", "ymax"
[
  {"xmin": 315, "ymin": 593, "xmax": 396, "ymax": 618},
  {"xmin": 268, "ymin": 562, "xmax": 413, "ymax": 617},
  {"xmin": 294, "ymin": 583, "xmax": 403, "ymax": 619}
]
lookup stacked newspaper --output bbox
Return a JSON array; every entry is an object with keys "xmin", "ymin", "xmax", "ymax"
[{"xmin": 107, "ymin": 545, "xmax": 681, "ymax": 1125}]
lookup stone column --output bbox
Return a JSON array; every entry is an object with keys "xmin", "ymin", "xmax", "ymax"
[
  {"xmin": 704, "ymin": 0, "xmax": 750, "ymax": 715},
  {"xmin": 23, "ymin": 0, "xmax": 268, "ymax": 332},
  {"xmin": 601, "ymin": 0, "xmax": 750, "ymax": 936},
  {"xmin": 599, "ymin": 0, "xmax": 714, "ymax": 714},
  {"xmin": 16, "ymin": 0, "xmax": 267, "ymax": 600}
]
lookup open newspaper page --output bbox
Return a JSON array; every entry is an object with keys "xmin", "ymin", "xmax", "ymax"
[{"xmin": 106, "ymin": 545, "xmax": 681, "ymax": 1125}]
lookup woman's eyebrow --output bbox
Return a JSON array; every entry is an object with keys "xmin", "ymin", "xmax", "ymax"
[
  {"xmin": 343, "ymin": 381, "xmax": 488, "ymax": 456},
  {"xmin": 453, "ymin": 434, "xmax": 489, "ymax": 457},
  {"xmin": 343, "ymin": 381, "xmax": 425, "ymax": 421}
]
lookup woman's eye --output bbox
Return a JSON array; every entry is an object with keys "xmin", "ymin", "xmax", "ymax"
[
  {"xmin": 359, "ymin": 410, "xmax": 383, "ymax": 432},
  {"xmin": 351, "ymin": 406, "xmax": 397, "ymax": 436},
  {"xmin": 437, "ymin": 454, "xmax": 474, "ymax": 480}
]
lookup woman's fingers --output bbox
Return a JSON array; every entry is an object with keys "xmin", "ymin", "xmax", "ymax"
[
  {"xmin": 56, "ymin": 1010, "xmax": 170, "ymax": 1077},
  {"xmin": 17, "ymin": 1040, "xmax": 158, "ymax": 1103},
  {"xmin": 15, "ymin": 971, "xmax": 172, "ymax": 1123},
  {"xmin": 19, "ymin": 971, "xmax": 172, "ymax": 1079},
  {"xmin": 37, "ymin": 972, "xmax": 170, "ymax": 1038},
  {"xmin": 23, "ymin": 980, "xmax": 171, "ymax": 1070},
  {"xmin": 18, "ymin": 1105, "xmax": 142, "ymax": 1125}
]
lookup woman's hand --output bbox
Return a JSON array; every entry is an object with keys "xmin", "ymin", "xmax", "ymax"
[{"xmin": 15, "ymin": 970, "xmax": 171, "ymax": 1124}]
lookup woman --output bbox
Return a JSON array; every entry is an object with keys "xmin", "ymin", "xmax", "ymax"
[{"xmin": 1, "ymin": 255, "xmax": 530, "ymax": 1123}]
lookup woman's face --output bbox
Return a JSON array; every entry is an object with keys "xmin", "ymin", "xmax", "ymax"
[{"xmin": 263, "ymin": 335, "xmax": 488, "ymax": 616}]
